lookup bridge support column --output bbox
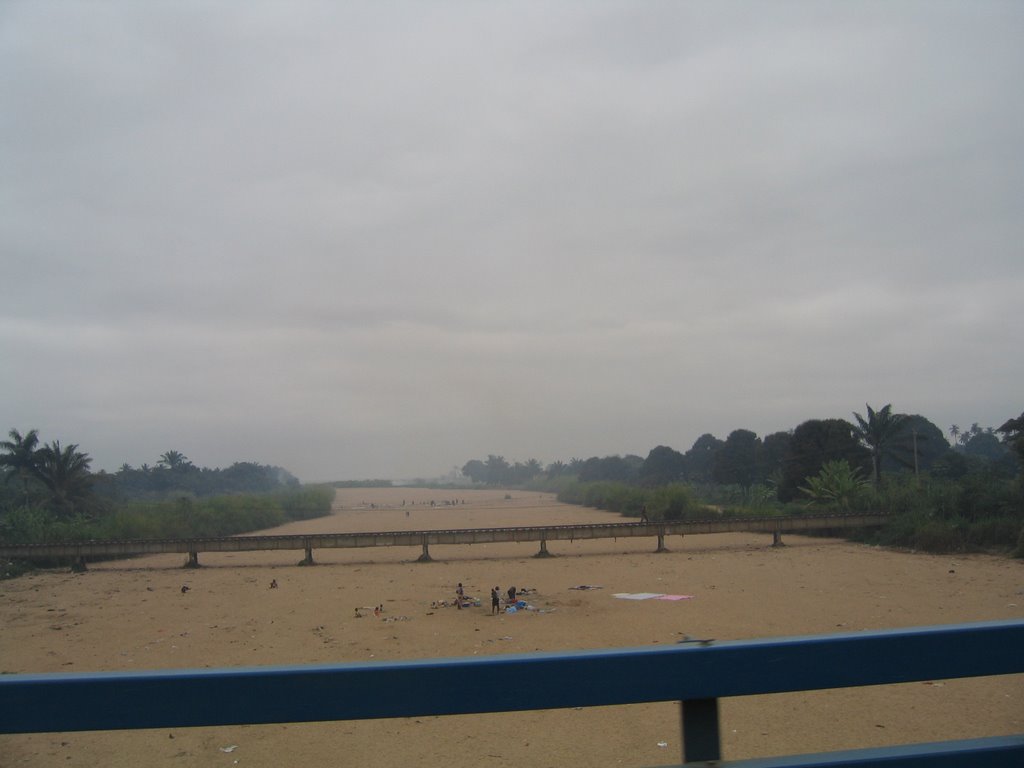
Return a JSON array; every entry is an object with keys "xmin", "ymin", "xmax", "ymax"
[
  {"xmin": 299, "ymin": 543, "xmax": 315, "ymax": 566},
  {"xmin": 184, "ymin": 551, "xmax": 200, "ymax": 568},
  {"xmin": 656, "ymin": 528, "xmax": 669, "ymax": 553},
  {"xmin": 71, "ymin": 556, "xmax": 87, "ymax": 573},
  {"xmin": 417, "ymin": 538, "xmax": 433, "ymax": 562},
  {"xmin": 772, "ymin": 530, "xmax": 785, "ymax": 547},
  {"xmin": 535, "ymin": 538, "xmax": 553, "ymax": 558}
]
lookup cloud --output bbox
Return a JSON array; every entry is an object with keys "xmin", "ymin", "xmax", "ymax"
[{"xmin": 1, "ymin": 2, "xmax": 1022, "ymax": 480}]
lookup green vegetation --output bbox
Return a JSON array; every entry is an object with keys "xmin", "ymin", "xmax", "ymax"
[
  {"xmin": 556, "ymin": 480, "xmax": 701, "ymax": 521},
  {"xmin": 1, "ymin": 485, "xmax": 334, "ymax": 545},
  {"xmin": 1, "ymin": 429, "xmax": 335, "ymax": 570},
  {"xmin": 800, "ymin": 461, "xmax": 870, "ymax": 511},
  {"xmin": 461, "ymin": 406, "xmax": 1024, "ymax": 557}
]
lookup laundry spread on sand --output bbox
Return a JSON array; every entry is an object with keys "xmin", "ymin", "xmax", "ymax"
[
  {"xmin": 612, "ymin": 592, "xmax": 665, "ymax": 600},
  {"xmin": 613, "ymin": 593, "xmax": 694, "ymax": 601}
]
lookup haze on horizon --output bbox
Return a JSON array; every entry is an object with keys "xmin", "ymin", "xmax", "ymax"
[{"xmin": 2, "ymin": 2, "xmax": 1022, "ymax": 483}]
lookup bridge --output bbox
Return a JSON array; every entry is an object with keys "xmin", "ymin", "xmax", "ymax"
[
  {"xmin": 0, "ymin": 513, "xmax": 888, "ymax": 569},
  {"xmin": 2, "ymin": 619, "xmax": 1021, "ymax": 765}
]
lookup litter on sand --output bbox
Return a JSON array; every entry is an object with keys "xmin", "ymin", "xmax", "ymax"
[
  {"xmin": 569, "ymin": 585, "xmax": 603, "ymax": 590},
  {"xmin": 613, "ymin": 593, "xmax": 694, "ymax": 601}
]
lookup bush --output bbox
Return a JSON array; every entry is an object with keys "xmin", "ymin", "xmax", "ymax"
[
  {"xmin": 648, "ymin": 484, "xmax": 700, "ymax": 521},
  {"xmin": 911, "ymin": 520, "xmax": 963, "ymax": 553},
  {"xmin": 964, "ymin": 517, "xmax": 1021, "ymax": 551}
]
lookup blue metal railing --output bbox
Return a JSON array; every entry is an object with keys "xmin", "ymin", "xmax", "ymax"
[{"xmin": 2, "ymin": 620, "xmax": 1022, "ymax": 766}]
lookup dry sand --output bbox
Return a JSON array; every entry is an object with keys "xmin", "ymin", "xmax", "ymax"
[{"xmin": 1, "ymin": 487, "xmax": 1021, "ymax": 767}]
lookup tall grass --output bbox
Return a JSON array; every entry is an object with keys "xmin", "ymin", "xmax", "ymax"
[{"xmin": 0, "ymin": 485, "xmax": 335, "ymax": 544}]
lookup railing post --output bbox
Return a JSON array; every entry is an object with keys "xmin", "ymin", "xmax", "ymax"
[{"xmin": 681, "ymin": 697, "xmax": 721, "ymax": 763}]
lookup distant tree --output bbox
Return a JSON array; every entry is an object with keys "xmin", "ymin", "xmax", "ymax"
[
  {"xmin": 779, "ymin": 419, "xmax": 869, "ymax": 502},
  {"xmin": 760, "ymin": 431, "xmax": 792, "ymax": 485},
  {"xmin": 682, "ymin": 433, "xmax": 723, "ymax": 483},
  {"xmin": 509, "ymin": 459, "xmax": 543, "ymax": 484},
  {"xmin": 639, "ymin": 445, "xmax": 685, "ymax": 486},
  {"xmin": 962, "ymin": 431, "xmax": 1010, "ymax": 462},
  {"xmin": 158, "ymin": 450, "xmax": 191, "ymax": 471},
  {"xmin": 882, "ymin": 415, "xmax": 948, "ymax": 475},
  {"xmin": 461, "ymin": 459, "xmax": 487, "ymax": 484},
  {"xmin": 0, "ymin": 428, "xmax": 43, "ymax": 504},
  {"xmin": 578, "ymin": 455, "xmax": 638, "ymax": 483},
  {"xmin": 35, "ymin": 440, "xmax": 96, "ymax": 517},
  {"xmin": 949, "ymin": 424, "xmax": 961, "ymax": 446},
  {"xmin": 712, "ymin": 429, "xmax": 762, "ymax": 487},
  {"xmin": 485, "ymin": 455, "xmax": 510, "ymax": 485},
  {"xmin": 852, "ymin": 404, "xmax": 909, "ymax": 485},
  {"xmin": 545, "ymin": 460, "xmax": 567, "ymax": 477},
  {"xmin": 997, "ymin": 412, "xmax": 1024, "ymax": 466}
]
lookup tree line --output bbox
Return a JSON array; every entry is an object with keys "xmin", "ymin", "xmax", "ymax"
[
  {"xmin": 464, "ymin": 407, "xmax": 1022, "ymax": 495},
  {"xmin": 0, "ymin": 430, "xmax": 332, "ymax": 558},
  {"xmin": 462, "ymin": 406, "xmax": 1024, "ymax": 555}
]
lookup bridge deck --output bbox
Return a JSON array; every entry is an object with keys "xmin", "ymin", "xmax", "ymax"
[{"xmin": 0, "ymin": 513, "xmax": 888, "ymax": 564}]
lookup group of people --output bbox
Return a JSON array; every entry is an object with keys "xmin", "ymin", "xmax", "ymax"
[
  {"xmin": 490, "ymin": 585, "xmax": 520, "ymax": 614},
  {"xmin": 453, "ymin": 582, "xmax": 526, "ymax": 613}
]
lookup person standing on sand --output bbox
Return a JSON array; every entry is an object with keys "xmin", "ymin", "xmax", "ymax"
[
  {"xmin": 491, "ymin": 587, "xmax": 500, "ymax": 615},
  {"xmin": 456, "ymin": 582, "xmax": 465, "ymax": 610}
]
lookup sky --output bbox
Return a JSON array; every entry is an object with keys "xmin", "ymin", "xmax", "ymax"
[{"xmin": 2, "ymin": 2, "xmax": 1022, "ymax": 483}]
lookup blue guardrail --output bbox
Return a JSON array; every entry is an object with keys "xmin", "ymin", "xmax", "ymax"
[{"xmin": 2, "ymin": 619, "xmax": 1022, "ymax": 766}]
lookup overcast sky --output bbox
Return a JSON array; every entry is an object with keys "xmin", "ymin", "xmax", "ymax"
[{"xmin": 2, "ymin": 2, "xmax": 1022, "ymax": 482}]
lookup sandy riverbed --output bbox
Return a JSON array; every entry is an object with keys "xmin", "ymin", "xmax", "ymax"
[{"xmin": 1, "ymin": 487, "xmax": 1021, "ymax": 767}]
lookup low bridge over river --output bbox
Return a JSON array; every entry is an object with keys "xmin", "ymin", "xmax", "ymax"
[{"xmin": 0, "ymin": 513, "xmax": 888, "ymax": 570}]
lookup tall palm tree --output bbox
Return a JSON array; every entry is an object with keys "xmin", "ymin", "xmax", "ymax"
[
  {"xmin": 35, "ymin": 440, "xmax": 95, "ymax": 517},
  {"xmin": 852, "ymin": 404, "xmax": 909, "ymax": 485},
  {"xmin": 0, "ymin": 428, "xmax": 43, "ymax": 504},
  {"xmin": 158, "ymin": 450, "xmax": 190, "ymax": 471},
  {"xmin": 949, "ymin": 424, "xmax": 961, "ymax": 446}
]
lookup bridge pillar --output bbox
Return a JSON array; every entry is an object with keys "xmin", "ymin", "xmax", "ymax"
[
  {"xmin": 535, "ymin": 538, "xmax": 553, "ymax": 558},
  {"xmin": 772, "ymin": 530, "xmax": 785, "ymax": 547},
  {"xmin": 656, "ymin": 530, "xmax": 669, "ymax": 553},
  {"xmin": 71, "ymin": 556, "xmax": 87, "ymax": 573},
  {"xmin": 300, "ymin": 543, "xmax": 315, "ymax": 566},
  {"xmin": 417, "ymin": 538, "xmax": 433, "ymax": 563},
  {"xmin": 184, "ymin": 551, "xmax": 200, "ymax": 568}
]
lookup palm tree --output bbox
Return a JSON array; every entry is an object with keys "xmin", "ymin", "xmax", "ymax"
[
  {"xmin": 949, "ymin": 424, "xmax": 961, "ymax": 446},
  {"xmin": 852, "ymin": 404, "xmax": 909, "ymax": 485},
  {"xmin": 36, "ymin": 440, "xmax": 95, "ymax": 517},
  {"xmin": 799, "ymin": 460, "xmax": 869, "ymax": 511},
  {"xmin": 158, "ymin": 450, "xmax": 190, "ymax": 471},
  {"xmin": 0, "ymin": 428, "xmax": 43, "ymax": 504}
]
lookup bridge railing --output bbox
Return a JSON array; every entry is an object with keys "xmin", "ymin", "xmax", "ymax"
[{"xmin": 2, "ymin": 620, "xmax": 1022, "ymax": 766}]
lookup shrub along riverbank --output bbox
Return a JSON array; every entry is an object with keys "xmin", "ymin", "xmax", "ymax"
[
  {"xmin": 0, "ymin": 485, "xmax": 335, "ymax": 545},
  {"xmin": 546, "ymin": 476, "xmax": 1023, "ymax": 558}
]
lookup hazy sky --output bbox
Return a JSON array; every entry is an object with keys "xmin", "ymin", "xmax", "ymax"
[{"xmin": 2, "ymin": 2, "xmax": 1022, "ymax": 482}]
